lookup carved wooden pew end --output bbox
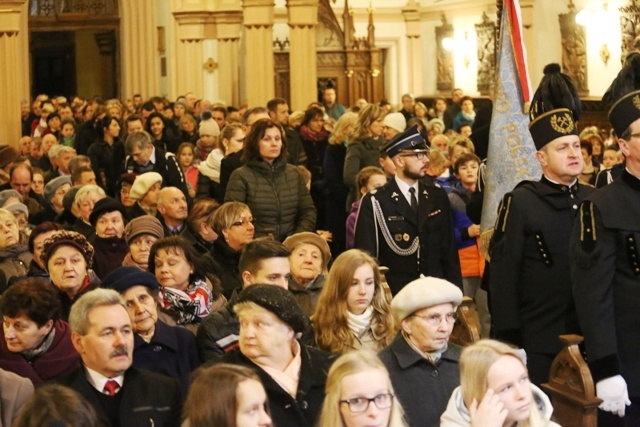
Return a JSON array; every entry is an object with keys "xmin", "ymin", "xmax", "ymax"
[{"xmin": 541, "ymin": 334, "xmax": 601, "ymax": 427}]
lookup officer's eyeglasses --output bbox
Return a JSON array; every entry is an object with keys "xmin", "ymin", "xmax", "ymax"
[
  {"xmin": 412, "ymin": 312, "xmax": 458, "ymax": 326},
  {"xmin": 400, "ymin": 151, "xmax": 429, "ymax": 160},
  {"xmin": 340, "ymin": 393, "xmax": 394, "ymax": 413}
]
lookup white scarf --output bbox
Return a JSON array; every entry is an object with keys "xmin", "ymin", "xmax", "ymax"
[
  {"xmin": 347, "ymin": 306, "xmax": 374, "ymax": 338},
  {"xmin": 460, "ymin": 110, "xmax": 476, "ymax": 122}
]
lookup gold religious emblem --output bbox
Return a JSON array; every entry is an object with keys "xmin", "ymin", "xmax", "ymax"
[
  {"xmin": 550, "ymin": 112, "xmax": 574, "ymax": 134},
  {"xmin": 633, "ymin": 95, "xmax": 640, "ymax": 111},
  {"xmin": 203, "ymin": 58, "xmax": 218, "ymax": 73}
]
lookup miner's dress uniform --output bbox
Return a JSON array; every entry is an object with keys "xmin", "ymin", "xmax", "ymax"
[
  {"xmin": 572, "ymin": 170, "xmax": 640, "ymax": 400},
  {"xmin": 354, "ymin": 175, "xmax": 461, "ymax": 295},
  {"xmin": 489, "ymin": 177, "xmax": 593, "ymax": 384}
]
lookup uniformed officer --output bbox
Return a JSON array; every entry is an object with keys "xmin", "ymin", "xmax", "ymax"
[
  {"xmin": 489, "ymin": 63, "xmax": 594, "ymax": 387},
  {"xmin": 354, "ymin": 125, "xmax": 462, "ymax": 295},
  {"xmin": 571, "ymin": 52, "xmax": 640, "ymax": 424}
]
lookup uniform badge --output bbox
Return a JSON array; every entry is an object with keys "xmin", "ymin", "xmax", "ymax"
[
  {"xmin": 391, "ymin": 192, "xmax": 399, "ymax": 201},
  {"xmin": 394, "ymin": 234, "xmax": 402, "ymax": 241},
  {"xmin": 422, "ymin": 189, "xmax": 429, "ymax": 198},
  {"xmin": 428, "ymin": 209, "xmax": 441, "ymax": 217},
  {"xmin": 403, "ymin": 233, "xmax": 410, "ymax": 242}
]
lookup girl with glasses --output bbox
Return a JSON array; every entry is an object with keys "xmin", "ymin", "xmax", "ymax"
[{"xmin": 318, "ymin": 350, "xmax": 408, "ymax": 427}]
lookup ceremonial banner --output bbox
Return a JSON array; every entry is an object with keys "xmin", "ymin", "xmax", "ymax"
[{"xmin": 480, "ymin": 0, "xmax": 541, "ymax": 256}]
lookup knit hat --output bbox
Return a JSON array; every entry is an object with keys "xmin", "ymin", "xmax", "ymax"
[
  {"xmin": 391, "ymin": 275, "xmax": 463, "ymax": 321},
  {"xmin": 199, "ymin": 110, "xmax": 220, "ymax": 137},
  {"xmin": 0, "ymin": 190, "xmax": 23, "ymax": 208},
  {"xmin": 41, "ymin": 230, "xmax": 94, "ymax": 269},
  {"xmin": 62, "ymin": 186, "xmax": 81, "ymax": 213},
  {"xmin": 174, "ymin": 99, "xmax": 187, "ymax": 109},
  {"xmin": 124, "ymin": 215, "xmax": 164, "ymax": 245},
  {"xmin": 102, "ymin": 266, "xmax": 160, "ymax": 294},
  {"xmin": 5, "ymin": 202, "xmax": 28, "ymax": 217},
  {"xmin": 129, "ymin": 172, "xmax": 162, "ymax": 201},
  {"xmin": 0, "ymin": 145, "xmax": 19, "ymax": 169},
  {"xmin": 235, "ymin": 284, "xmax": 307, "ymax": 333},
  {"xmin": 44, "ymin": 175, "xmax": 72, "ymax": 205},
  {"xmin": 283, "ymin": 232, "xmax": 331, "ymax": 271},
  {"xmin": 383, "ymin": 112, "xmax": 407, "ymax": 133},
  {"xmin": 89, "ymin": 197, "xmax": 128, "ymax": 227}
]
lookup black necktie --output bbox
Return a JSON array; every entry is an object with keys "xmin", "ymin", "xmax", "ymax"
[{"xmin": 409, "ymin": 187, "xmax": 418, "ymax": 214}]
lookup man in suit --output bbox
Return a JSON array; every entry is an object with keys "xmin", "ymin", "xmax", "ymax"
[
  {"xmin": 354, "ymin": 125, "xmax": 462, "ymax": 294},
  {"xmin": 57, "ymin": 288, "xmax": 182, "ymax": 427}
]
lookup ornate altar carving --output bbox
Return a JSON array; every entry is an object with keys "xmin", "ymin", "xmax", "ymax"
[
  {"xmin": 559, "ymin": 0, "xmax": 588, "ymax": 96},
  {"xmin": 620, "ymin": 0, "xmax": 640, "ymax": 62},
  {"xmin": 274, "ymin": 0, "xmax": 384, "ymax": 107},
  {"xmin": 475, "ymin": 12, "xmax": 496, "ymax": 96},
  {"xmin": 436, "ymin": 14, "xmax": 454, "ymax": 93}
]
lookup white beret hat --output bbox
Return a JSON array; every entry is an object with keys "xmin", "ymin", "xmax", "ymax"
[
  {"xmin": 383, "ymin": 112, "xmax": 407, "ymax": 133},
  {"xmin": 391, "ymin": 275, "xmax": 463, "ymax": 321},
  {"xmin": 129, "ymin": 172, "xmax": 163, "ymax": 201}
]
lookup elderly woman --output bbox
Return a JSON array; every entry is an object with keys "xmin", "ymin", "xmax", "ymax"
[
  {"xmin": 0, "ymin": 277, "xmax": 80, "ymax": 385},
  {"xmin": 128, "ymin": 171, "xmax": 163, "ymax": 219},
  {"xmin": 183, "ymin": 198, "xmax": 220, "ymax": 256},
  {"xmin": 318, "ymin": 350, "xmax": 408, "ymax": 427},
  {"xmin": 118, "ymin": 172, "xmax": 137, "ymax": 208},
  {"xmin": 378, "ymin": 276, "xmax": 463, "ymax": 427},
  {"xmin": 210, "ymin": 201, "xmax": 255, "ymax": 299},
  {"xmin": 0, "ymin": 208, "xmax": 32, "ymax": 293},
  {"xmin": 440, "ymin": 340, "xmax": 559, "ymax": 427},
  {"xmin": 343, "ymin": 104, "xmax": 386, "ymax": 207},
  {"xmin": 71, "ymin": 184, "xmax": 106, "ymax": 240},
  {"xmin": 41, "ymin": 230, "xmax": 100, "ymax": 321},
  {"xmin": 216, "ymin": 284, "xmax": 333, "ymax": 427},
  {"xmin": 102, "ymin": 266, "xmax": 200, "ymax": 395},
  {"xmin": 313, "ymin": 249, "xmax": 395, "ymax": 353},
  {"xmin": 225, "ymin": 118, "xmax": 316, "ymax": 241},
  {"xmin": 148, "ymin": 236, "xmax": 225, "ymax": 332},
  {"xmin": 282, "ymin": 231, "xmax": 331, "ymax": 317},
  {"xmin": 26, "ymin": 221, "xmax": 63, "ymax": 279},
  {"xmin": 122, "ymin": 215, "xmax": 164, "ymax": 270},
  {"xmin": 88, "ymin": 197, "xmax": 129, "ymax": 279}
]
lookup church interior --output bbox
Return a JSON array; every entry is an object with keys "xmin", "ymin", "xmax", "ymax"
[{"xmin": 1, "ymin": 0, "xmax": 635, "ymax": 144}]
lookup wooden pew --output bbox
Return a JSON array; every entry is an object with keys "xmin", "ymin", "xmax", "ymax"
[{"xmin": 541, "ymin": 335, "xmax": 601, "ymax": 427}]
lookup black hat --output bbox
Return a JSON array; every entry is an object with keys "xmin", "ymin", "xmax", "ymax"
[
  {"xmin": 102, "ymin": 266, "xmax": 160, "ymax": 294},
  {"xmin": 381, "ymin": 125, "xmax": 429, "ymax": 158},
  {"xmin": 528, "ymin": 63, "xmax": 581, "ymax": 150},
  {"xmin": 235, "ymin": 284, "xmax": 307, "ymax": 333},
  {"xmin": 89, "ymin": 197, "xmax": 128, "ymax": 227},
  {"xmin": 603, "ymin": 52, "xmax": 640, "ymax": 137}
]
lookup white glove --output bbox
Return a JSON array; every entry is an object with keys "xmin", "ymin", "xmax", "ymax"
[{"xmin": 596, "ymin": 375, "xmax": 631, "ymax": 417}]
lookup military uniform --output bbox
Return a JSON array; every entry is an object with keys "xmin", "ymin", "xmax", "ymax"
[
  {"xmin": 489, "ymin": 177, "xmax": 594, "ymax": 384},
  {"xmin": 354, "ymin": 177, "xmax": 461, "ymax": 295}
]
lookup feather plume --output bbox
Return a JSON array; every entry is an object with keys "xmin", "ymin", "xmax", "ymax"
[
  {"xmin": 602, "ymin": 52, "xmax": 640, "ymax": 108},
  {"xmin": 529, "ymin": 63, "xmax": 581, "ymax": 121}
]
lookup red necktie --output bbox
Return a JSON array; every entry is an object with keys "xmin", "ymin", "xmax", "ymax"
[{"xmin": 103, "ymin": 379, "xmax": 119, "ymax": 396}]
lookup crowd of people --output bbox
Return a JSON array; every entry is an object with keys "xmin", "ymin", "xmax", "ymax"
[{"xmin": 0, "ymin": 64, "xmax": 636, "ymax": 427}]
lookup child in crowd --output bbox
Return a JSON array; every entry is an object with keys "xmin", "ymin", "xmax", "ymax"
[
  {"xmin": 601, "ymin": 145, "xmax": 622, "ymax": 170},
  {"xmin": 346, "ymin": 166, "xmax": 387, "ymax": 249},
  {"xmin": 424, "ymin": 149, "xmax": 447, "ymax": 187},
  {"xmin": 59, "ymin": 118, "xmax": 76, "ymax": 148},
  {"xmin": 448, "ymin": 152, "xmax": 490, "ymax": 338},
  {"xmin": 177, "ymin": 142, "xmax": 198, "ymax": 199},
  {"xmin": 437, "ymin": 137, "xmax": 474, "ymax": 193}
]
